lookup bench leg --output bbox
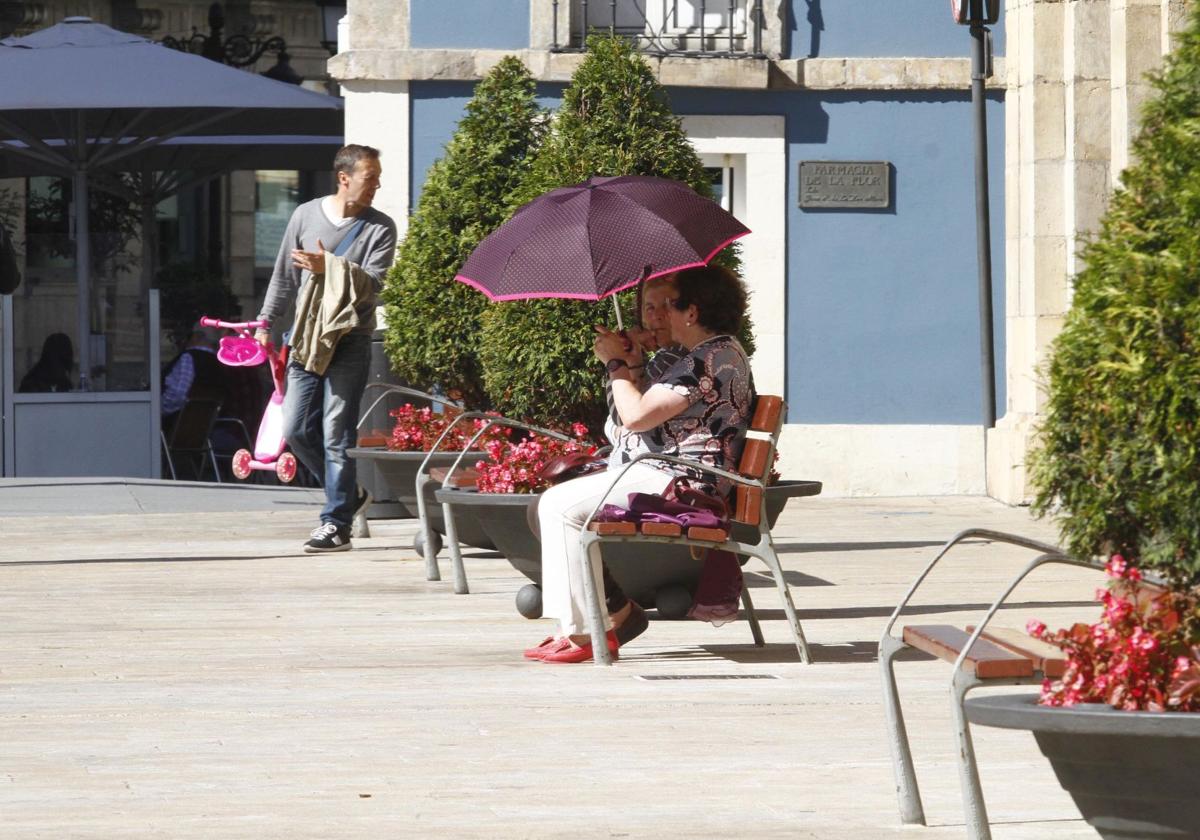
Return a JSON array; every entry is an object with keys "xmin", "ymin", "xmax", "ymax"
[
  {"xmin": 754, "ymin": 545, "xmax": 811, "ymax": 663},
  {"xmin": 952, "ymin": 671, "xmax": 992, "ymax": 840},
  {"xmin": 578, "ymin": 535, "xmax": 614, "ymax": 666},
  {"xmin": 740, "ymin": 586, "xmax": 765, "ymax": 647},
  {"xmin": 442, "ymin": 501, "xmax": 469, "ymax": 595},
  {"xmin": 414, "ymin": 473, "xmax": 441, "ymax": 582},
  {"xmin": 879, "ymin": 634, "xmax": 926, "ymax": 826}
]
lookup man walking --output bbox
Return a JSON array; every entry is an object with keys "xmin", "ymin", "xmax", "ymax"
[{"xmin": 256, "ymin": 144, "xmax": 397, "ymax": 552}]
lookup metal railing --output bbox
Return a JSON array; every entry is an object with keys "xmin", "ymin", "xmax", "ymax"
[{"xmin": 551, "ymin": 0, "xmax": 765, "ymax": 58}]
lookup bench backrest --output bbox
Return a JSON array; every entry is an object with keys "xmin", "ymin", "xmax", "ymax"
[{"xmin": 731, "ymin": 395, "xmax": 785, "ymax": 527}]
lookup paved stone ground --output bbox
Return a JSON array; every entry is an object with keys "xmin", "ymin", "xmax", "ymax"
[{"xmin": 1, "ymin": 482, "xmax": 1104, "ymax": 839}]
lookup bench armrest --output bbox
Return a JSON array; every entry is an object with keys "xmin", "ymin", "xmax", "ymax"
[{"xmin": 357, "ymin": 384, "xmax": 465, "ymax": 431}]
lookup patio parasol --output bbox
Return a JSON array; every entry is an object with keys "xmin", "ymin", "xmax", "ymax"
[
  {"xmin": 454, "ymin": 175, "xmax": 749, "ymax": 328},
  {"xmin": 0, "ymin": 17, "xmax": 342, "ymax": 388}
]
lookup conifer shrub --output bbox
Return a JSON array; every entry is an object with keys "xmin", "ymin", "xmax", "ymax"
[
  {"xmin": 381, "ymin": 56, "xmax": 546, "ymax": 407},
  {"xmin": 477, "ymin": 34, "xmax": 748, "ymax": 429},
  {"xmin": 1030, "ymin": 8, "xmax": 1200, "ymax": 584}
]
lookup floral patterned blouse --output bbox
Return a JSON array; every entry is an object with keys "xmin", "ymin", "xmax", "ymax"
[
  {"xmin": 605, "ymin": 343, "xmax": 687, "ymax": 467},
  {"xmin": 645, "ymin": 334, "xmax": 755, "ymax": 476}
]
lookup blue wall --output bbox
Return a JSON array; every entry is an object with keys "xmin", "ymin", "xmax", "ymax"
[
  {"xmin": 409, "ymin": 82, "xmax": 1006, "ymax": 426},
  {"xmin": 410, "ymin": 0, "xmax": 530, "ymax": 49},
  {"xmin": 787, "ymin": 0, "xmax": 1005, "ymax": 59}
]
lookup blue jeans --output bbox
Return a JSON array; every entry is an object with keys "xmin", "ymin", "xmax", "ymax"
[{"xmin": 281, "ymin": 333, "xmax": 371, "ymax": 529}]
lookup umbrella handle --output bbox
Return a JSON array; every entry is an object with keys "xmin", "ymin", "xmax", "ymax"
[{"xmin": 611, "ymin": 296, "xmax": 624, "ymax": 332}]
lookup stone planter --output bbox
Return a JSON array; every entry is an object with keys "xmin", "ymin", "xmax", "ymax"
[
  {"xmin": 347, "ymin": 447, "xmax": 495, "ymax": 550},
  {"xmin": 964, "ymin": 693, "xmax": 1200, "ymax": 839},
  {"xmin": 436, "ymin": 479, "xmax": 820, "ymax": 617}
]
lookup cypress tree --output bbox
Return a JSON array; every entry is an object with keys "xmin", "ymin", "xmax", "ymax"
[
  {"xmin": 381, "ymin": 56, "xmax": 546, "ymax": 407},
  {"xmin": 477, "ymin": 34, "xmax": 747, "ymax": 430},
  {"xmin": 1030, "ymin": 6, "xmax": 1200, "ymax": 582}
]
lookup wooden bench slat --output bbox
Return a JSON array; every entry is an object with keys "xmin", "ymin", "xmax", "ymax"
[
  {"xmin": 738, "ymin": 439, "xmax": 772, "ymax": 480},
  {"xmin": 641, "ymin": 522, "xmax": 682, "ymax": 537},
  {"xmin": 589, "ymin": 522, "xmax": 636, "ymax": 536},
  {"xmin": 686, "ymin": 526, "xmax": 729, "ymax": 543},
  {"xmin": 750, "ymin": 395, "xmax": 783, "ymax": 433},
  {"xmin": 967, "ymin": 626, "xmax": 1067, "ymax": 679},
  {"xmin": 902, "ymin": 624, "xmax": 1034, "ymax": 679},
  {"xmin": 733, "ymin": 485, "xmax": 762, "ymax": 526}
]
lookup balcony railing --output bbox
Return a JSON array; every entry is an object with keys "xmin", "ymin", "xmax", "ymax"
[{"xmin": 551, "ymin": 0, "xmax": 766, "ymax": 58}]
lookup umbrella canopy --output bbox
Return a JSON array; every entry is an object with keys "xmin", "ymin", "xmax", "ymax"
[
  {"xmin": 0, "ymin": 17, "xmax": 343, "ymax": 389},
  {"xmin": 454, "ymin": 175, "xmax": 750, "ymax": 304}
]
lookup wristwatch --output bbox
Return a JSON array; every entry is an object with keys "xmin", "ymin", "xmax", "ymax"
[{"xmin": 605, "ymin": 358, "xmax": 629, "ymax": 374}]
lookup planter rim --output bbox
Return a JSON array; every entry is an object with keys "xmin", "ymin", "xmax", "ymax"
[
  {"xmin": 965, "ymin": 692, "xmax": 1200, "ymax": 736},
  {"xmin": 434, "ymin": 486, "xmax": 541, "ymax": 506}
]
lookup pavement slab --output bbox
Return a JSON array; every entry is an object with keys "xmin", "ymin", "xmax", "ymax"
[{"xmin": 0, "ymin": 483, "xmax": 1105, "ymax": 838}]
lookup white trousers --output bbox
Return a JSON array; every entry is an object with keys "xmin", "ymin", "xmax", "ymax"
[{"xmin": 538, "ymin": 464, "xmax": 673, "ymax": 635}]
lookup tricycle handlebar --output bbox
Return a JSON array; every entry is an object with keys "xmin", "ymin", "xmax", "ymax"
[{"xmin": 200, "ymin": 316, "xmax": 269, "ymax": 331}]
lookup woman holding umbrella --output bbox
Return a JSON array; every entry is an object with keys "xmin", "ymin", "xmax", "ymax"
[{"xmin": 527, "ymin": 264, "xmax": 755, "ymax": 664}]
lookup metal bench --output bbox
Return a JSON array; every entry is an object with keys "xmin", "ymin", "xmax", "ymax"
[
  {"xmin": 576, "ymin": 395, "xmax": 821, "ymax": 666},
  {"xmin": 878, "ymin": 529, "xmax": 1113, "ymax": 840}
]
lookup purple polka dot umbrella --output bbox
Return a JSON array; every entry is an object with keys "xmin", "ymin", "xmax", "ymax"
[{"xmin": 455, "ymin": 174, "xmax": 750, "ymax": 326}]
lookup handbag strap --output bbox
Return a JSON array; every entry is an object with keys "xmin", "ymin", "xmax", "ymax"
[{"xmin": 332, "ymin": 217, "xmax": 368, "ymax": 258}]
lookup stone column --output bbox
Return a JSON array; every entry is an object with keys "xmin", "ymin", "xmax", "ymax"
[
  {"xmin": 988, "ymin": 0, "xmax": 1189, "ymax": 503},
  {"xmin": 1110, "ymin": 0, "xmax": 1167, "ymax": 178},
  {"xmin": 988, "ymin": 0, "xmax": 1070, "ymax": 504}
]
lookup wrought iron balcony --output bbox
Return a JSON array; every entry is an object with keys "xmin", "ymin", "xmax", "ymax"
[{"xmin": 551, "ymin": 0, "xmax": 766, "ymax": 59}]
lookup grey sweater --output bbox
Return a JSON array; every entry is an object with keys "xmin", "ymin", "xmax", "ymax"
[{"xmin": 257, "ymin": 197, "xmax": 397, "ymax": 336}]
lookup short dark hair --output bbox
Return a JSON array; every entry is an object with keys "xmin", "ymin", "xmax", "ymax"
[
  {"xmin": 333, "ymin": 144, "xmax": 380, "ymax": 177},
  {"xmin": 670, "ymin": 264, "xmax": 748, "ymax": 335}
]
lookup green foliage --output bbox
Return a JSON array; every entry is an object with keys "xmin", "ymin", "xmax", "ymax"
[
  {"xmin": 1030, "ymin": 6, "xmax": 1200, "ymax": 584},
  {"xmin": 155, "ymin": 262, "xmax": 241, "ymax": 348},
  {"xmin": 479, "ymin": 34, "xmax": 750, "ymax": 429},
  {"xmin": 381, "ymin": 56, "xmax": 546, "ymax": 407},
  {"xmin": 26, "ymin": 176, "xmax": 139, "ymax": 274}
]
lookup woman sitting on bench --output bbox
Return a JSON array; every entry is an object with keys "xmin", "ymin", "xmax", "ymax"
[{"xmin": 527, "ymin": 264, "xmax": 755, "ymax": 664}]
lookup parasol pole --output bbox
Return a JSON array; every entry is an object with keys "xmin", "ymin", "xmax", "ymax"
[{"xmin": 73, "ymin": 116, "xmax": 91, "ymax": 391}]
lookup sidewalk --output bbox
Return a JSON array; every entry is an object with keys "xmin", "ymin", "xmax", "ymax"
[{"xmin": 2, "ymin": 482, "xmax": 1102, "ymax": 838}]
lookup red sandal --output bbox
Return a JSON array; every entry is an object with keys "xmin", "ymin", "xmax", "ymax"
[
  {"xmin": 539, "ymin": 630, "xmax": 620, "ymax": 664},
  {"xmin": 523, "ymin": 636, "xmax": 568, "ymax": 660}
]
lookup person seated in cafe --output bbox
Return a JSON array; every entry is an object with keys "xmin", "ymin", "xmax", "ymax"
[
  {"xmin": 19, "ymin": 332, "xmax": 73, "ymax": 393},
  {"xmin": 161, "ymin": 324, "xmax": 225, "ymax": 424},
  {"xmin": 526, "ymin": 264, "xmax": 755, "ymax": 664}
]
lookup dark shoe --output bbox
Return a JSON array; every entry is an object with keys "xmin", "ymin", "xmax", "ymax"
[
  {"xmin": 524, "ymin": 636, "xmax": 567, "ymax": 660},
  {"xmin": 304, "ymin": 522, "xmax": 352, "ymax": 553},
  {"xmin": 614, "ymin": 602, "xmax": 649, "ymax": 646},
  {"xmin": 540, "ymin": 631, "xmax": 620, "ymax": 664},
  {"xmin": 353, "ymin": 486, "xmax": 372, "ymax": 519}
]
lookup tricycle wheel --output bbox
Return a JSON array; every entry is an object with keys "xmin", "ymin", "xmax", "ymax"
[
  {"xmin": 231, "ymin": 448, "xmax": 253, "ymax": 480},
  {"xmin": 275, "ymin": 451, "xmax": 297, "ymax": 484}
]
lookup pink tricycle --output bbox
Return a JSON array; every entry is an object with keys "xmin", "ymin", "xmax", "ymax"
[{"xmin": 199, "ymin": 316, "xmax": 298, "ymax": 484}]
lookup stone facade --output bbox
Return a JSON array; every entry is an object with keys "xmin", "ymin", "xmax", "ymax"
[
  {"xmin": 987, "ymin": 0, "xmax": 1189, "ymax": 504},
  {"xmin": 330, "ymin": 0, "xmax": 1192, "ymax": 500}
]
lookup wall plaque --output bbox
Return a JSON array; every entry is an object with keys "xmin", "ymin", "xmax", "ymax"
[{"xmin": 799, "ymin": 161, "xmax": 890, "ymax": 209}]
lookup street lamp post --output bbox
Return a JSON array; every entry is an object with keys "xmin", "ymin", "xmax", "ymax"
[{"xmin": 953, "ymin": 0, "xmax": 1000, "ymax": 429}]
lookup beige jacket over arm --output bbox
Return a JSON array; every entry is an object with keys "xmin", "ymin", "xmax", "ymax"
[{"xmin": 289, "ymin": 254, "xmax": 375, "ymax": 375}]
